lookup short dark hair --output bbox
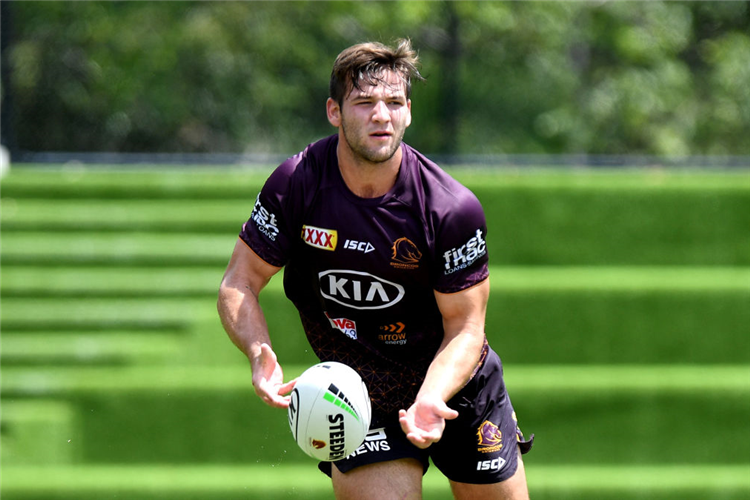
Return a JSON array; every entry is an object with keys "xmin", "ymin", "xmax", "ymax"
[{"xmin": 329, "ymin": 39, "xmax": 423, "ymax": 105}]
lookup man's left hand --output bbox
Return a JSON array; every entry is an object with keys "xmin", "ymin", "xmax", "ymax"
[{"xmin": 398, "ymin": 395, "xmax": 459, "ymax": 449}]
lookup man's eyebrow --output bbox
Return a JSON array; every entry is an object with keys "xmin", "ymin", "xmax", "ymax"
[{"xmin": 350, "ymin": 89, "xmax": 406, "ymax": 100}]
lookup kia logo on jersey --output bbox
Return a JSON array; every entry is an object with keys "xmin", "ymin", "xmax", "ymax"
[{"xmin": 318, "ymin": 270, "xmax": 405, "ymax": 310}]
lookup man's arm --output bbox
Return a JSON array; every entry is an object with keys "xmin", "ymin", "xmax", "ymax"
[
  {"xmin": 399, "ymin": 278, "xmax": 490, "ymax": 448},
  {"xmin": 217, "ymin": 239, "xmax": 293, "ymax": 408}
]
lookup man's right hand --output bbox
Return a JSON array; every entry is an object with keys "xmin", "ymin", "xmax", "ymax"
[{"xmin": 251, "ymin": 343, "xmax": 296, "ymax": 408}]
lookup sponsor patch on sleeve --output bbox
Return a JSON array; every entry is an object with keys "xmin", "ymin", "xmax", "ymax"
[
  {"xmin": 250, "ymin": 193, "xmax": 280, "ymax": 241},
  {"xmin": 443, "ymin": 229, "xmax": 487, "ymax": 275}
]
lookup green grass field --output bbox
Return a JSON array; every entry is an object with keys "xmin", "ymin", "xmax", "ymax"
[{"xmin": 2, "ymin": 166, "xmax": 749, "ymax": 498}]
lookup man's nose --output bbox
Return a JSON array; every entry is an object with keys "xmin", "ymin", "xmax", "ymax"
[{"xmin": 372, "ymin": 101, "xmax": 391, "ymax": 122}]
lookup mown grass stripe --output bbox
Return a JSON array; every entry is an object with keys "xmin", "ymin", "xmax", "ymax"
[
  {"xmin": 504, "ymin": 365, "xmax": 750, "ymax": 393},
  {"xmin": 0, "ymin": 168, "xmax": 273, "ymax": 200},
  {"xmin": 2, "ymin": 464, "xmax": 748, "ymax": 493},
  {"xmin": 2, "ymin": 365, "xmax": 747, "ymax": 394},
  {"xmin": 0, "ymin": 232, "xmax": 236, "ymax": 260},
  {"xmin": 3, "ymin": 167, "xmax": 750, "ymax": 194},
  {"xmin": 0, "ymin": 266, "xmax": 224, "ymax": 295},
  {"xmin": 2, "ymin": 266, "xmax": 748, "ymax": 296},
  {"xmin": 490, "ymin": 266, "xmax": 750, "ymax": 291},
  {"xmin": 527, "ymin": 464, "xmax": 750, "ymax": 491},
  {"xmin": 1, "ymin": 198, "xmax": 252, "ymax": 226},
  {"xmin": 0, "ymin": 298, "xmax": 214, "ymax": 324},
  {"xmin": 1, "ymin": 332, "xmax": 182, "ymax": 359}
]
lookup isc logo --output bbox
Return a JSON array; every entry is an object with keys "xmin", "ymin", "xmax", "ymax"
[
  {"xmin": 476, "ymin": 457, "xmax": 507, "ymax": 471},
  {"xmin": 318, "ymin": 270, "xmax": 405, "ymax": 310},
  {"xmin": 344, "ymin": 239, "xmax": 375, "ymax": 254},
  {"xmin": 302, "ymin": 225, "xmax": 338, "ymax": 251}
]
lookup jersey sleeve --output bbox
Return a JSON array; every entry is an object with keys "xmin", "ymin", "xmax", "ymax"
[
  {"xmin": 239, "ymin": 155, "xmax": 302, "ymax": 267},
  {"xmin": 432, "ymin": 190, "xmax": 490, "ymax": 294}
]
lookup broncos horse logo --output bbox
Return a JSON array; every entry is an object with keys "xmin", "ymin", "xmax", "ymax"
[
  {"xmin": 477, "ymin": 420, "xmax": 503, "ymax": 451},
  {"xmin": 391, "ymin": 237, "xmax": 422, "ymax": 268}
]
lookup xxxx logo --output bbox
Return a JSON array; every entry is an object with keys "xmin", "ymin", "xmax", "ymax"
[{"xmin": 302, "ymin": 225, "xmax": 338, "ymax": 251}]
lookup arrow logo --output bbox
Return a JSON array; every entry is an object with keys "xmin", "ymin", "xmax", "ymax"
[{"xmin": 379, "ymin": 322, "xmax": 405, "ymax": 333}]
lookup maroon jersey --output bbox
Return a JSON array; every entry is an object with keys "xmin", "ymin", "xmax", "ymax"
[{"xmin": 240, "ymin": 135, "xmax": 489, "ymax": 419}]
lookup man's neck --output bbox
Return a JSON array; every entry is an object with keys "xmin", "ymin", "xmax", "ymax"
[{"xmin": 337, "ymin": 142, "xmax": 402, "ymax": 199}]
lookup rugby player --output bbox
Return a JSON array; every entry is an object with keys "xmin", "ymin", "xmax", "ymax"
[{"xmin": 218, "ymin": 39, "xmax": 533, "ymax": 500}]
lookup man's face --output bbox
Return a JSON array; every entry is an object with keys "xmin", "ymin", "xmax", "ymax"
[{"xmin": 328, "ymin": 70, "xmax": 412, "ymax": 165}]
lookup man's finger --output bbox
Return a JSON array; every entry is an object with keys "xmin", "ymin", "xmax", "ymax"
[
  {"xmin": 279, "ymin": 378, "xmax": 297, "ymax": 396},
  {"xmin": 438, "ymin": 404, "xmax": 459, "ymax": 420}
]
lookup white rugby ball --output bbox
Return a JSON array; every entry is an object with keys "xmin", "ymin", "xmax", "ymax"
[{"xmin": 288, "ymin": 361, "xmax": 371, "ymax": 461}]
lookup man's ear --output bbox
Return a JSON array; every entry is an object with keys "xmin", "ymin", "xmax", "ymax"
[{"xmin": 326, "ymin": 98, "xmax": 341, "ymax": 128}]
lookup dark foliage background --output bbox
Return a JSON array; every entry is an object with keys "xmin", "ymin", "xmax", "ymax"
[{"xmin": 2, "ymin": 1, "xmax": 749, "ymax": 157}]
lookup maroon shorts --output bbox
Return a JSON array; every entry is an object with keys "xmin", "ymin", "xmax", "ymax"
[{"xmin": 318, "ymin": 347, "xmax": 533, "ymax": 484}]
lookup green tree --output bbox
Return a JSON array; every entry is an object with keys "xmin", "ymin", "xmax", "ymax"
[{"xmin": 3, "ymin": 1, "xmax": 749, "ymax": 157}]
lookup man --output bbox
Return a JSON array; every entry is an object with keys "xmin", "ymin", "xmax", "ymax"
[{"xmin": 218, "ymin": 39, "xmax": 533, "ymax": 499}]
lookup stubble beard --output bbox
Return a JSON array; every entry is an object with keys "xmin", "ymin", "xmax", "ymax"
[{"xmin": 341, "ymin": 119, "xmax": 405, "ymax": 165}]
